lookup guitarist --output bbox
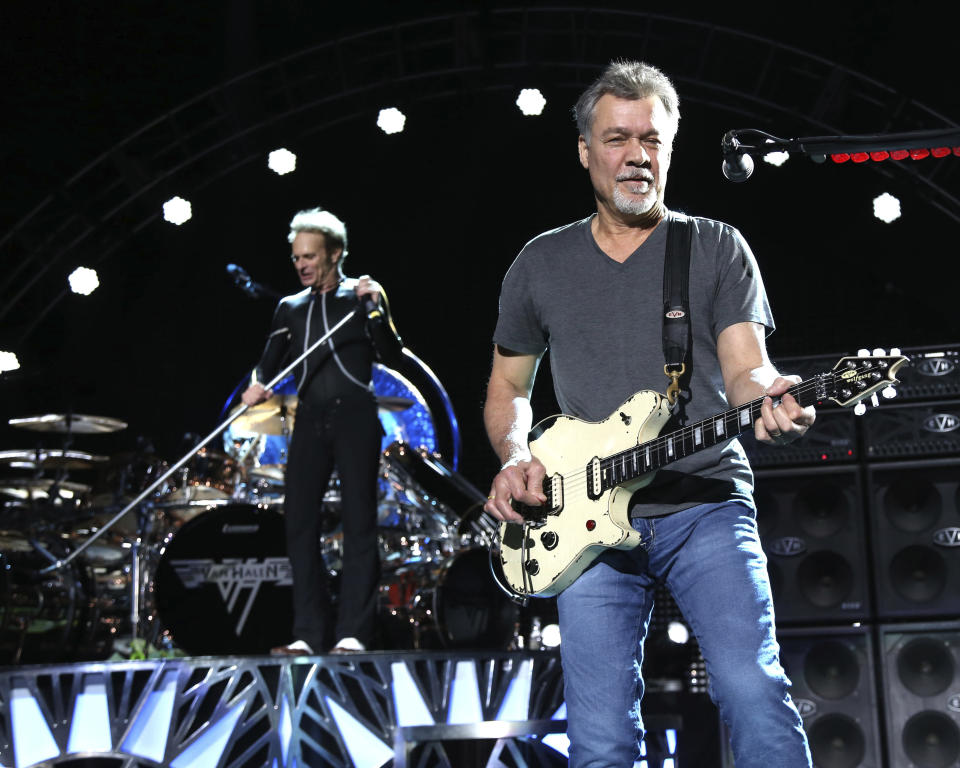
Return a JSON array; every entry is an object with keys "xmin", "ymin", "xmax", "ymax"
[{"xmin": 483, "ymin": 61, "xmax": 816, "ymax": 768}]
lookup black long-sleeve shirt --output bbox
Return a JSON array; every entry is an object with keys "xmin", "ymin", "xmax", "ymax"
[{"xmin": 252, "ymin": 278, "xmax": 403, "ymax": 407}]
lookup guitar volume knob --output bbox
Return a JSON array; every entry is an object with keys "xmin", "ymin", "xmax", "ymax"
[
  {"xmin": 540, "ymin": 531, "xmax": 559, "ymax": 550},
  {"xmin": 524, "ymin": 559, "xmax": 540, "ymax": 576}
]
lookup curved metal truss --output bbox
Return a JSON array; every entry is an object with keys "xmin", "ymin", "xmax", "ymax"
[
  {"xmin": 1, "ymin": 8, "xmax": 957, "ymax": 344},
  {"xmin": 0, "ymin": 651, "xmax": 566, "ymax": 768}
]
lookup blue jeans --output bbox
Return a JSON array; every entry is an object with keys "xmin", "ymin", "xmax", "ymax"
[{"xmin": 557, "ymin": 501, "xmax": 812, "ymax": 768}]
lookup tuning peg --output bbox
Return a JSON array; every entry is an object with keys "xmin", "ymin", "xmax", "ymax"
[
  {"xmin": 872, "ymin": 348, "xmax": 886, "ymax": 357},
  {"xmin": 882, "ymin": 386, "xmax": 897, "ymax": 399},
  {"xmin": 891, "ymin": 347, "xmax": 901, "ymax": 356},
  {"xmin": 857, "ymin": 348, "xmax": 870, "ymax": 357},
  {"xmin": 871, "ymin": 393, "xmax": 880, "ymax": 408},
  {"xmin": 854, "ymin": 402, "xmax": 867, "ymax": 416}
]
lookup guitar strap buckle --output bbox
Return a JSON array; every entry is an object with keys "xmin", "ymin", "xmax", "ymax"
[{"xmin": 664, "ymin": 363, "xmax": 686, "ymax": 407}]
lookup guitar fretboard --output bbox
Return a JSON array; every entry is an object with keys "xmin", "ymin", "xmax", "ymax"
[{"xmin": 598, "ymin": 376, "xmax": 827, "ymax": 490}]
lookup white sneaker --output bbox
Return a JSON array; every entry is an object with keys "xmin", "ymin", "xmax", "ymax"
[
  {"xmin": 331, "ymin": 637, "xmax": 366, "ymax": 653},
  {"xmin": 270, "ymin": 639, "xmax": 314, "ymax": 656}
]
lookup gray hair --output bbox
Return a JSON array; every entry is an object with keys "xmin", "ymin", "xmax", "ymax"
[
  {"xmin": 574, "ymin": 60, "xmax": 680, "ymax": 143},
  {"xmin": 287, "ymin": 207, "xmax": 348, "ymax": 259}
]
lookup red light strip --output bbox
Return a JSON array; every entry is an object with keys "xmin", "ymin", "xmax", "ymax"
[{"xmin": 831, "ymin": 146, "xmax": 960, "ymax": 163}]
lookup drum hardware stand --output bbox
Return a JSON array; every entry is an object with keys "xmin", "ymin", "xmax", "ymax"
[
  {"xmin": 128, "ymin": 502, "xmax": 155, "ymax": 644},
  {"xmin": 38, "ymin": 307, "xmax": 361, "ymax": 577}
]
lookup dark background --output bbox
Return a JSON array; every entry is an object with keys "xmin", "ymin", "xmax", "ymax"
[{"xmin": 1, "ymin": 1, "xmax": 957, "ymax": 491}]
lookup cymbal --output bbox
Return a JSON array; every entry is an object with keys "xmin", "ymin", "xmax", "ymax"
[
  {"xmin": 9, "ymin": 414, "xmax": 128, "ymax": 434},
  {"xmin": 0, "ymin": 449, "xmax": 109, "ymax": 470},
  {"xmin": 0, "ymin": 478, "xmax": 92, "ymax": 500},
  {"xmin": 231, "ymin": 395, "xmax": 297, "ymax": 436},
  {"xmin": 376, "ymin": 396, "xmax": 415, "ymax": 412}
]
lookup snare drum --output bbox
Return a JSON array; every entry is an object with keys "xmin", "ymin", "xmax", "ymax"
[
  {"xmin": 379, "ymin": 547, "xmax": 518, "ymax": 650},
  {"xmin": 153, "ymin": 504, "xmax": 293, "ymax": 655}
]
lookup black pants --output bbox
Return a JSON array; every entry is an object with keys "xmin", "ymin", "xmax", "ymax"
[{"xmin": 283, "ymin": 394, "xmax": 381, "ymax": 650}]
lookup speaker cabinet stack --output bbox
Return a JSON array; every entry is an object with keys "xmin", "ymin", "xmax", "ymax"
[
  {"xmin": 754, "ymin": 465, "xmax": 870, "ymax": 624},
  {"xmin": 879, "ymin": 622, "xmax": 960, "ymax": 768},
  {"xmin": 737, "ymin": 345, "xmax": 960, "ymax": 767},
  {"xmin": 779, "ymin": 626, "xmax": 884, "ymax": 768},
  {"xmin": 720, "ymin": 626, "xmax": 885, "ymax": 768},
  {"xmin": 866, "ymin": 458, "xmax": 960, "ymax": 620}
]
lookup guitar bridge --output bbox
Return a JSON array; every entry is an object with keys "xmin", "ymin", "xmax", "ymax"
[{"xmin": 513, "ymin": 501, "xmax": 547, "ymax": 526}]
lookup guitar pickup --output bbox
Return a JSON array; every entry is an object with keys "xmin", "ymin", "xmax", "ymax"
[
  {"xmin": 586, "ymin": 456, "xmax": 603, "ymax": 500},
  {"xmin": 547, "ymin": 474, "xmax": 564, "ymax": 515}
]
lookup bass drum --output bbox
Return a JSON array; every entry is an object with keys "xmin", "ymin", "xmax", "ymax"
[
  {"xmin": 379, "ymin": 547, "xmax": 518, "ymax": 650},
  {"xmin": 153, "ymin": 504, "xmax": 293, "ymax": 655}
]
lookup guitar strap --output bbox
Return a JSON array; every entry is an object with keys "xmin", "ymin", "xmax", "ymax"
[{"xmin": 662, "ymin": 212, "xmax": 692, "ymax": 407}]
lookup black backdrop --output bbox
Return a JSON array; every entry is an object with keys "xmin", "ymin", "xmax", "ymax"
[{"xmin": 1, "ymin": 0, "xmax": 958, "ymax": 491}]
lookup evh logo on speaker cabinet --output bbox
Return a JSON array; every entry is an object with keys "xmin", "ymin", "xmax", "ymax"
[
  {"xmin": 949, "ymin": 695, "xmax": 960, "ymax": 713},
  {"xmin": 933, "ymin": 528, "xmax": 960, "ymax": 547},
  {"xmin": 917, "ymin": 358, "xmax": 956, "ymax": 376},
  {"xmin": 768, "ymin": 537, "xmax": 807, "ymax": 556},
  {"xmin": 923, "ymin": 413, "xmax": 960, "ymax": 433},
  {"xmin": 794, "ymin": 699, "xmax": 818, "ymax": 718}
]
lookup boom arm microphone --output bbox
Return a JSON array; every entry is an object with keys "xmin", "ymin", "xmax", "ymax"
[{"xmin": 721, "ymin": 132, "xmax": 754, "ymax": 182}]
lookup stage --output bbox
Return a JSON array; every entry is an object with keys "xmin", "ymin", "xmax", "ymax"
[{"xmin": 0, "ymin": 650, "xmax": 692, "ymax": 768}]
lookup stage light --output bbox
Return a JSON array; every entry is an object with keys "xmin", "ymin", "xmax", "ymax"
[
  {"xmin": 377, "ymin": 108, "xmax": 406, "ymax": 135},
  {"xmin": 666, "ymin": 621, "xmax": 690, "ymax": 644},
  {"xmin": 540, "ymin": 623, "xmax": 562, "ymax": 648},
  {"xmin": 267, "ymin": 148, "xmax": 297, "ymax": 175},
  {"xmin": 516, "ymin": 88, "xmax": 546, "ymax": 116},
  {"xmin": 763, "ymin": 139, "xmax": 789, "ymax": 167},
  {"xmin": 68, "ymin": 266, "xmax": 99, "ymax": 295},
  {"xmin": 0, "ymin": 351, "xmax": 20, "ymax": 372},
  {"xmin": 763, "ymin": 151, "xmax": 789, "ymax": 167},
  {"xmin": 163, "ymin": 196, "xmax": 192, "ymax": 225},
  {"xmin": 873, "ymin": 192, "xmax": 901, "ymax": 223}
]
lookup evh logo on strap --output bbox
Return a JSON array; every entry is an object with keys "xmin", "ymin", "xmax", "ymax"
[
  {"xmin": 768, "ymin": 537, "xmax": 807, "ymax": 557},
  {"xmin": 923, "ymin": 413, "xmax": 960, "ymax": 433},
  {"xmin": 933, "ymin": 528, "xmax": 960, "ymax": 547},
  {"xmin": 917, "ymin": 358, "xmax": 956, "ymax": 377}
]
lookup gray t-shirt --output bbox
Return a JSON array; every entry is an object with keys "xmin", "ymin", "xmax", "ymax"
[{"xmin": 493, "ymin": 211, "xmax": 774, "ymax": 517}]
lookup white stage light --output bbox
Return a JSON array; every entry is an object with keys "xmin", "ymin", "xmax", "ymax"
[
  {"xmin": 873, "ymin": 192, "xmax": 901, "ymax": 223},
  {"xmin": 540, "ymin": 623, "xmax": 561, "ymax": 648},
  {"xmin": 163, "ymin": 196, "xmax": 193, "ymax": 225},
  {"xmin": 666, "ymin": 621, "xmax": 690, "ymax": 644},
  {"xmin": 763, "ymin": 151, "xmax": 789, "ymax": 167},
  {"xmin": 0, "ymin": 351, "xmax": 20, "ymax": 372},
  {"xmin": 516, "ymin": 88, "xmax": 546, "ymax": 116},
  {"xmin": 68, "ymin": 267, "xmax": 99, "ymax": 296},
  {"xmin": 268, "ymin": 148, "xmax": 297, "ymax": 175},
  {"xmin": 377, "ymin": 108, "xmax": 406, "ymax": 135}
]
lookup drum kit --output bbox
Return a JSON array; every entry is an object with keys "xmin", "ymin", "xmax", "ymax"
[{"xmin": 0, "ymin": 396, "xmax": 516, "ymax": 663}]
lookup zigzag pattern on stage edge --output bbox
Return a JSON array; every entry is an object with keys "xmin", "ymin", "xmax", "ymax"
[{"xmin": 0, "ymin": 651, "xmax": 566, "ymax": 768}]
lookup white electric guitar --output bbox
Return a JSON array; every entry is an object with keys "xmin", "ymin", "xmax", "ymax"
[{"xmin": 494, "ymin": 353, "xmax": 908, "ymax": 598}]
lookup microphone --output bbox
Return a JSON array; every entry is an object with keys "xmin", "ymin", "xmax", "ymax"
[
  {"xmin": 226, "ymin": 263, "xmax": 260, "ymax": 298},
  {"xmin": 226, "ymin": 263, "xmax": 252, "ymax": 284},
  {"xmin": 721, "ymin": 132, "xmax": 754, "ymax": 182},
  {"xmin": 361, "ymin": 294, "xmax": 382, "ymax": 320}
]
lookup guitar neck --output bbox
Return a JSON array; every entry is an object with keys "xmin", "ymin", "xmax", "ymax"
[{"xmin": 597, "ymin": 378, "xmax": 823, "ymax": 491}]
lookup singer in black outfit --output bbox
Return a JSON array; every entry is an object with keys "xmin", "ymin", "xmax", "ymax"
[{"xmin": 242, "ymin": 207, "xmax": 403, "ymax": 655}]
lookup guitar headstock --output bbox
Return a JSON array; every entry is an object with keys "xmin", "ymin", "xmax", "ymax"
[{"xmin": 823, "ymin": 349, "xmax": 909, "ymax": 411}]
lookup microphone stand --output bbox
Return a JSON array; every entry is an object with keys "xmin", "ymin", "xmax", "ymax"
[{"xmin": 39, "ymin": 306, "xmax": 361, "ymax": 577}]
